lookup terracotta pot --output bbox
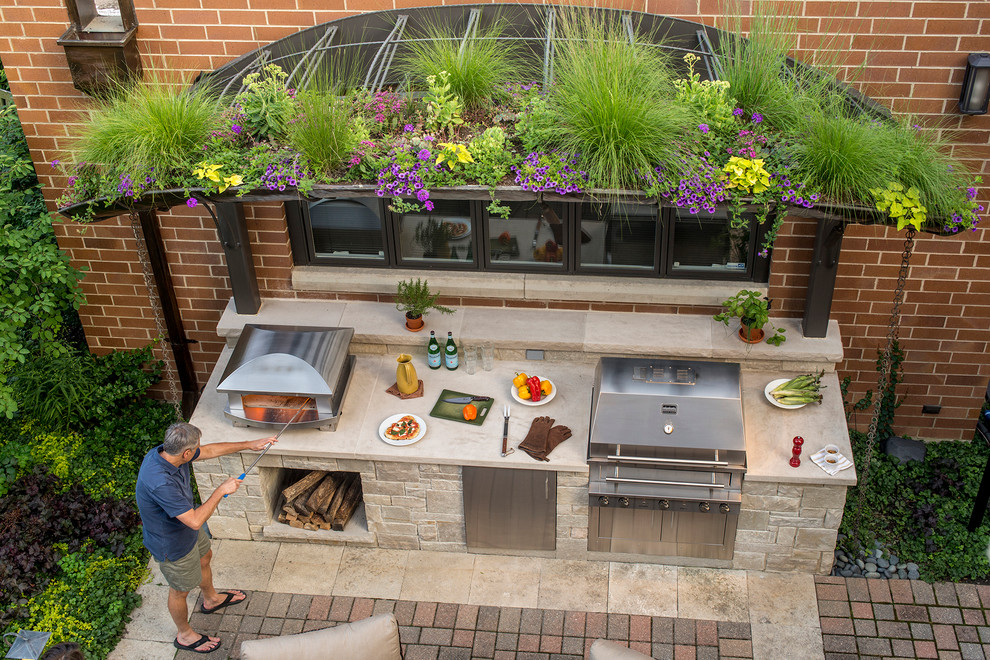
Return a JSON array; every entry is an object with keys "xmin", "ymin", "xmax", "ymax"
[
  {"xmin": 738, "ymin": 322, "xmax": 765, "ymax": 344},
  {"xmin": 405, "ymin": 313, "xmax": 424, "ymax": 332}
]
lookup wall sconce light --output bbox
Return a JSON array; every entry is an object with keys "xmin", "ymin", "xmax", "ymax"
[
  {"xmin": 959, "ymin": 53, "xmax": 990, "ymax": 115},
  {"xmin": 57, "ymin": 0, "xmax": 141, "ymax": 96}
]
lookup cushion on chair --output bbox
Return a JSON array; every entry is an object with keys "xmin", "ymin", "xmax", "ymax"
[
  {"xmin": 240, "ymin": 612, "xmax": 401, "ymax": 660},
  {"xmin": 589, "ymin": 638, "xmax": 655, "ymax": 660}
]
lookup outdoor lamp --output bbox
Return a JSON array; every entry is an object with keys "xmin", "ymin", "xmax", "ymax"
[
  {"xmin": 959, "ymin": 53, "xmax": 990, "ymax": 115},
  {"xmin": 2, "ymin": 630, "xmax": 52, "ymax": 660}
]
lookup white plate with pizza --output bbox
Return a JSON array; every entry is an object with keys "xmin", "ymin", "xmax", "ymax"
[
  {"xmin": 378, "ymin": 413, "xmax": 427, "ymax": 446},
  {"xmin": 442, "ymin": 220, "xmax": 471, "ymax": 240}
]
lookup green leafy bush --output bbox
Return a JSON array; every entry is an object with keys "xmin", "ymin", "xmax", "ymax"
[
  {"xmin": 17, "ymin": 543, "xmax": 146, "ymax": 659},
  {"xmin": 840, "ymin": 430, "xmax": 990, "ymax": 581},
  {"xmin": 10, "ymin": 344, "xmax": 162, "ymax": 432},
  {"xmin": 235, "ymin": 64, "xmax": 299, "ymax": 143}
]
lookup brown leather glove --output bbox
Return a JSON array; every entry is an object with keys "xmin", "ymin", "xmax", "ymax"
[
  {"xmin": 544, "ymin": 424, "xmax": 572, "ymax": 458},
  {"xmin": 527, "ymin": 424, "xmax": 572, "ymax": 461},
  {"xmin": 519, "ymin": 416, "xmax": 554, "ymax": 461}
]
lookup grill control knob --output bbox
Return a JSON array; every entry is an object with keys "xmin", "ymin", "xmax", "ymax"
[
  {"xmin": 598, "ymin": 496, "xmax": 609, "ymax": 506},
  {"xmin": 719, "ymin": 503, "xmax": 731, "ymax": 514},
  {"xmin": 663, "ymin": 422, "xmax": 674, "ymax": 434},
  {"xmin": 619, "ymin": 497, "xmax": 630, "ymax": 508},
  {"xmin": 658, "ymin": 499, "xmax": 670, "ymax": 509},
  {"xmin": 699, "ymin": 501, "xmax": 710, "ymax": 512}
]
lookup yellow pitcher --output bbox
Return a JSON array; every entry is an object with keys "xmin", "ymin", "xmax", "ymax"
[{"xmin": 396, "ymin": 354, "xmax": 418, "ymax": 394}]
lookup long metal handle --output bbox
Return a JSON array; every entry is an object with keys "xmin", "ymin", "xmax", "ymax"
[
  {"xmin": 225, "ymin": 398, "xmax": 311, "ymax": 497},
  {"xmin": 501, "ymin": 418, "xmax": 509, "ymax": 457},
  {"xmin": 605, "ymin": 476, "xmax": 725, "ymax": 489},
  {"xmin": 607, "ymin": 455, "xmax": 729, "ymax": 467}
]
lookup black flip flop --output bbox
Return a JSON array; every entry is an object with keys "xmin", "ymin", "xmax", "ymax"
[
  {"xmin": 173, "ymin": 634, "xmax": 221, "ymax": 654},
  {"xmin": 200, "ymin": 590, "xmax": 246, "ymax": 614}
]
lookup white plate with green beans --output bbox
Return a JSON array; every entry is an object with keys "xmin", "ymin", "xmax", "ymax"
[{"xmin": 764, "ymin": 378, "xmax": 809, "ymax": 409}]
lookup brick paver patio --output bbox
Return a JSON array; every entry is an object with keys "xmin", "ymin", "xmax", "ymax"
[{"xmin": 176, "ymin": 592, "xmax": 754, "ymax": 660}]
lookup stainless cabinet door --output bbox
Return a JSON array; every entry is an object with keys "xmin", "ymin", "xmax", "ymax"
[{"xmin": 463, "ymin": 467, "xmax": 557, "ymax": 551}]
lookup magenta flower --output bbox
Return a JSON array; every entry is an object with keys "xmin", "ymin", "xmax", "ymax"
[
  {"xmin": 231, "ymin": 124, "xmax": 242, "ymax": 134},
  {"xmin": 51, "ymin": 159, "xmax": 60, "ymax": 167},
  {"xmin": 404, "ymin": 124, "xmax": 414, "ymax": 132},
  {"xmin": 698, "ymin": 124, "xmax": 710, "ymax": 134},
  {"xmin": 186, "ymin": 197, "xmax": 198, "ymax": 208},
  {"xmin": 751, "ymin": 113, "xmax": 763, "ymax": 124}
]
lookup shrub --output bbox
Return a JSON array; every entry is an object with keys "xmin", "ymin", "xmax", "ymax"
[
  {"xmin": 70, "ymin": 71, "xmax": 223, "ymax": 191},
  {"xmin": 400, "ymin": 17, "xmax": 527, "ymax": 113},
  {"xmin": 288, "ymin": 84, "xmax": 359, "ymax": 175},
  {"xmin": 10, "ymin": 344, "xmax": 161, "ymax": 432},
  {"xmin": 0, "ymin": 466, "xmax": 141, "ymax": 623},
  {"xmin": 16, "ymin": 543, "xmax": 146, "ymax": 659},
  {"xmin": 547, "ymin": 10, "xmax": 690, "ymax": 192},
  {"xmin": 235, "ymin": 64, "xmax": 300, "ymax": 143}
]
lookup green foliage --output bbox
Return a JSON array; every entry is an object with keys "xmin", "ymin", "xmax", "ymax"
[
  {"xmin": 512, "ymin": 90, "xmax": 555, "ymax": 154},
  {"xmin": 289, "ymin": 84, "xmax": 359, "ymax": 175},
  {"xmin": 394, "ymin": 278, "xmax": 455, "ymax": 318},
  {"xmin": 70, "ymin": 71, "xmax": 223, "ymax": 192},
  {"xmin": 235, "ymin": 64, "xmax": 298, "ymax": 142},
  {"xmin": 790, "ymin": 96, "xmax": 897, "ymax": 205},
  {"xmin": 10, "ymin": 344, "xmax": 162, "ymax": 432},
  {"xmin": 400, "ymin": 18, "xmax": 526, "ymax": 112},
  {"xmin": 871, "ymin": 182, "xmax": 927, "ymax": 232},
  {"xmin": 712, "ymin": 289, "xmax": 786, "ymax": 345},
  {"xmin": 547, "ymin": 10, "xmax": 690, "ymax": 192},
  {"xmin": 423, "ymin": 71, "xmax": 464, "ymax": 136},
  {"xmin": 16, "ymin": 544, "xmax": 146, "ymax": 659},
  {"xmin": 0, "ymin": 219, "xmax": 87, "ymax": 418},
  {"xmin": 673, "ymin": 54, "xmax": 737, "ymax": 136},
  {"xmin": 840, "ymin": 430, "xmax": 990, "ymax": 581},
  {"xmin": 0, "ymin": 105, "xmax": 47, "ymax": 226}
]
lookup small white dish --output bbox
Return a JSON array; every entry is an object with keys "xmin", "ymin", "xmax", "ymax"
[
  {"xmin": 811, "ymin": 448, "xmax": 853, "ymax": 475},
  {"xmin": 765, "ymin": 378, "xmax": 808, "ymax": 410},
  {"xmin": 378, "ymin": 413, "xmax": 426, "ymax": 446},
  {"xmin": 510, "ymin": 379, "xmax": 557, "ymax": 407}
]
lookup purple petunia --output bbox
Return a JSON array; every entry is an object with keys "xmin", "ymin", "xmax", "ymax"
[
  {"xmin": 404, "ymin": 124, "xmax": 415, "ymax": 132},
  {"xmin": 417, "ymin": 149, "xmax": 430, "ymax": 161},
  {"xmin": 186, "ymin": 197, "xmax": 198, "ymax": 208},
  {"xmin": 231, "ymin": 124, "xmax": 242, "ymax": 135},
  {"xmin": 51, "ymin": 159, "xmax": 60, "ymax": 167},
  {"xmin": 733, "ymin": 108, "xmax": 744, "ymax": 116},
  {"xmin": 424, "ymin": 200, "xmax": 434, "ymax": 212},
  {"xmin": 751, "ymin": 113, "xmax": 763, "ymax": 124}
]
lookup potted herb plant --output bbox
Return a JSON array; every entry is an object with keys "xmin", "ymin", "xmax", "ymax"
[
  {"xmin": 395, "ymin": 278, "xmax": 455, "ymax": 331},
  {"xmin": 713, "ymin": 289, "xmax": 786, "ymax": 345}
]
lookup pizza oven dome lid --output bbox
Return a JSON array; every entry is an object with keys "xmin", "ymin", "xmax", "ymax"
[{"xmin": 217, "ymin": 325, "xmax": 354, "ymax": 397}]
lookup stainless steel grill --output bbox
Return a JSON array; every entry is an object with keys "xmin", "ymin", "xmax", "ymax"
[
  {"xmin": 587, "ymin": 357, "xmax": 746, "ymax": 560},
  {"xmin": 217, "ymin": 325, "xmax": 355, "ymax": 431}
]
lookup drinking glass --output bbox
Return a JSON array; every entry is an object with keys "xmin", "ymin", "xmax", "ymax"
[
  {"xmin": 481, "ymin": 342, "xmax": 495, "ymax": 371},
  {"xmin": 463, "ymin": 345, "xmax": 478, "ymax": 374}
]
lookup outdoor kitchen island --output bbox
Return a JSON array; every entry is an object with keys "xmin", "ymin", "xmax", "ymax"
[{"xmin": 189, "ymin": 301, "xmax": 856, "ymax": 575}]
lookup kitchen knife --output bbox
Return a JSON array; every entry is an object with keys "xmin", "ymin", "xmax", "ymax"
[{"xmin": 441, "ymin": 396, "xmax": 492, "ymax": 404}]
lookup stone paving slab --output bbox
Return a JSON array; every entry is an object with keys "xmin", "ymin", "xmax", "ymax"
[{"xmin": 172, "ymin": 592, "xmax": 753, "ymax": 659}]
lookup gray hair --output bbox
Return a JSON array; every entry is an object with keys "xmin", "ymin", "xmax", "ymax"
[{"xmin": 163, "ymin": 422, "xmax": 202, "ymax": 455}]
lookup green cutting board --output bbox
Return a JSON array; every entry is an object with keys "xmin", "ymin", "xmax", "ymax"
[{"xmin": 429, "ymin": 389, "xmax": 494, "ymax": 426}]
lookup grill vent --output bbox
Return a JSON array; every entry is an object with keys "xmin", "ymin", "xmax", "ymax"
[
  {"xmin": 632, "ymin": 365, "xmax": 696, "ymax": 385},
  {"xmin": 661, "ymin": 403, "xmax": 678, "ymax": 415}
]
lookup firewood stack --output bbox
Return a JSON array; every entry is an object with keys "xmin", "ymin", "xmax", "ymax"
[{"xmin": 277, "ymin": 470, "xmax": 362, "ymax": 531}]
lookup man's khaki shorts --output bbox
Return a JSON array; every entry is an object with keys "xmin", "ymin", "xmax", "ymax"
[{"xmin": 159, "ymin": 527, "xmax": 211, "ymax": 592}]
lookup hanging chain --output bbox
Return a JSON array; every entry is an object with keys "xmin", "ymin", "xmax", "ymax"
[
  {"xmin": 853, "ymin": 227, "xmax": 916, "ymax": 544},
  {"xmin": 130, "ymin": 212, "xmax": 183, "ymax": 417}
]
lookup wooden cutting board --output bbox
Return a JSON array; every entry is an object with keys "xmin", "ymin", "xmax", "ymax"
[{"xmin": 428, "ymin": 389, "xmax": 494, "ymax": 426}]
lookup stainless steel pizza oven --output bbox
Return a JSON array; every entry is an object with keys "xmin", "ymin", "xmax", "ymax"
[
  {"xmin": 217, "ymin": 325, "xmax": 355, "ymax": 431},
  {"xmin": 587, "ymin": 357, "xmax": 746, "ymax": 560}
]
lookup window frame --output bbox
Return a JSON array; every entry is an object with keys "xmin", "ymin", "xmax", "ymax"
[{"xmin": 285, "ymin": 197, "xmax": 773, "ymax": 283}]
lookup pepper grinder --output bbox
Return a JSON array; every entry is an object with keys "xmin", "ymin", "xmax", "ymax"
[{"xmin": 789, "ymin": 436, "xmax": 804, "ymax": 468}]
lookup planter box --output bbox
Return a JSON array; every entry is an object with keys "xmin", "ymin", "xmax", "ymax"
[{"xmin": 57, "ymin": 26, "xmax": 141, "ymax": 96}]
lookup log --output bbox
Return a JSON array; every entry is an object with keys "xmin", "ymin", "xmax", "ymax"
[
  {"xmin": 281, "ymin": 470, "xmax": 326, "ymax": 503},
  {"xmin": 324, "ymin": 473, "xmax": 357, "ymax": 521},
  {"xmin": 331, "ymin": 478, "xmax": 363, "ymax": 531},
  {"xmin": 307, "ymin": 473, "xmax": 343, "ymax": 517}
]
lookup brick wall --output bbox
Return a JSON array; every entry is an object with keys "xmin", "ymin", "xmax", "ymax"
[{"xmin": 4, "ymin": 0, "xmax": 989, "ymax": 440}]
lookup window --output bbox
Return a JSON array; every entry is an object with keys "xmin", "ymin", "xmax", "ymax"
[{"xmin": 288, "ymin": 197, "xmax": 770, "ymax": 282}]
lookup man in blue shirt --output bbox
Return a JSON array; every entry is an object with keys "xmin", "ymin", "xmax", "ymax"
[{"xmin": 136, "ymin": 422, "xmax": 275, "ymax": 654}]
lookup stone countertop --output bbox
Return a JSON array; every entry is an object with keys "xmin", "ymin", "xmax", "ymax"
[
  {"xmin": 742, "ymin": 371, "xmax": 857, "ymax": 486},
  {"xmin": 192, "ymin": 348, "xmax": 594, "ymax": 473},
  {"xmin": 216, "ymin": 298, "xmax": 845, "ymax": 366},
  {"xmin": 192, "ymin": 350, "xmax": 856, "ymax": 486}
]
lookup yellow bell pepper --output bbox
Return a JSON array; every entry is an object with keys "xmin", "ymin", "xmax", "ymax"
[
  {"xmin": 540, "ymin": 380, "xmax": 552, "ymax": 396},
  {"xmin": 517, "ymin": 385, "xmax": 532, "ymax": 400},
  {"xmin": 512, "ymin": 372, "xmax": 528, "ymax": 388}
]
